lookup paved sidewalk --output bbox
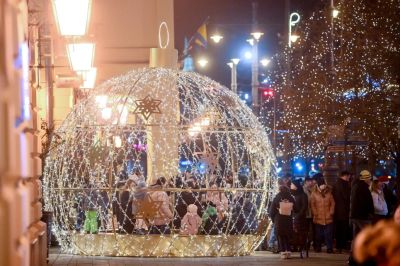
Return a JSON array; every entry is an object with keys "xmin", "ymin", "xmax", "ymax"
[{"xmin": 49, "ymin": 248, "xmax": 349, "ymax": 266}]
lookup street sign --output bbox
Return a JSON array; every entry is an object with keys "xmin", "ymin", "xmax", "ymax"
[
  {"xmin": 327, "ymin": 145, "xmax": 357, "ymax": 153},
  {"xmin": 331, "ymin": 140, "xmax": 368, "ymax": 146}
]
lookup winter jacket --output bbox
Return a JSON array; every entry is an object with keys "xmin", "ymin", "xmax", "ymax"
[
  {"xmin": 332, "ymin": 178, "xmax": 351, "ymax": 221},
  {"xmin": 311, "ymin": 186, "xmax": 335, "ymax": 225},
  {"xmin": 206, "ymin": 190, "xmax": 229, "ymax": 221},
  {"xmin": 350, "ymin": 180, "xmax": 374, "ymax": 220},
  {"xmin": 269, "ymin": 191, "xmax": 296, "ymax": 236},
  {"xmin": 292, "ymin": 188, "xmax": 308, "ymax": 221},
  {"xmin": 180, "ymin": 204, "xmax": 202, "ymax": 235},
  {"xmin": 371, "ymin": 190, "xmax": 388, "ymax": 216},
  {"xmin": 303, "ymin": 185, "xmax": 313, "ymax": 219},
  {"xmin": 148, "ymin": 187, "xmax": 173, "ymax": 226}
]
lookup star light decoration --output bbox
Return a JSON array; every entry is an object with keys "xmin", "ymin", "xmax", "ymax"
[
  {"xmin": 271, "ymin": 0, "xmax": 400, "ymax": 165},
  {"xmin": 42, "ymin": 67, "xmax": 276, "ymax": 257},
  {"xmin": 132, "ymin": 95, "xmax": 162, "ymax": 120}
]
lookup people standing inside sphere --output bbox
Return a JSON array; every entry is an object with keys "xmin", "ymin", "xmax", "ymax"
[
  {"xmin": 348, "ymin": 170, "xmax": 375, "ymax": 266},
  {"xmin": 311, "ymin": 177, "xmax": 335, "ymax": 253},
  {"xmin": 269, "ymin": 185, "xmax": 296, "ymax": 259},
  {"xmin": 290, "ymin": 179, "xmax": 309, "ymax": 258},
  {"xmin": 118, "ymin": 179, "xmax": 135, "ymax": 234},
  {"xmin": 370, "ymin": 179, "xmax": 388, "ymax": 223},
  {"xmin": 180, "ymin": 204, "xmax": 202, "ymax": 235},
  {"xmin": 148, "ymin": 177, "xmax": 173, "ymax": 234},
  {"xmin": 332, "ymin": 170, "xmax": 351, "ymax": 253},
  {"xmin": 206, "ymin": 183, "xmax": 228, "ymax": 222}
]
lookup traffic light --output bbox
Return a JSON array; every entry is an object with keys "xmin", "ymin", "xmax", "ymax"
[{"xmin": 259, "ymin": 87, "xmax": 274, "ymax": 101}]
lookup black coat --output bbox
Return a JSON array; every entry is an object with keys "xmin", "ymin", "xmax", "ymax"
[
  {"xmin": 333, "ymin": 178, "xmax": 351, "ymax": 220},
  {"xmin": 292, "ymin": 189, "xmax": 308, "ymax": 222},
  {"xmin": 350, "ymin": 180, "xmax": 374, "ymax": 220},
  {"xmin": 269, "ymin": 191, "xmax": 296, "ymax": 236}
]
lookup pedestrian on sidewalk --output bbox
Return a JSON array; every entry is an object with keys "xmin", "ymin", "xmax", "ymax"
[
  {"xmin": 291, "ymin": 179, "xmax": 309, "ymax": 258},
  {"xmin": 269, "ymin": 185, "xmax": 296, "ymax": 259},
  {"xmin": 370, "ymin": 179, "xmax": 388, "ymax": 223},
  {"xmin": 348, "ymin": 170, "xmax": 374, "ymax": 266},
  {"xmin": 303, "ymin": 176, "xmax": 316, "ymax": 251},
  {"xmin": 332, "ymin": 170, "xmax": 351, "ymax": 252},
  {"xmin": 311, "ymin": 177, "xmax": 335, "ymax": 253}
]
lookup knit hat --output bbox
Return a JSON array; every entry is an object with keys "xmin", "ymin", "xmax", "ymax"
[{"xmin": 359, "ymin": 170, "xmax": 372, "ymax": 181}]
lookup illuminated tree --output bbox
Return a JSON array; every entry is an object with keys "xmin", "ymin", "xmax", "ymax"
[{"xmin": 275, "ymin": 0, "xmax": 400, "ymax": 181}]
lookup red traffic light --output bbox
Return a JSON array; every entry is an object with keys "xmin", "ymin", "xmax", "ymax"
[{"xmin": 260, "ymin": 88, "xmax": 274, "ymax": 97}]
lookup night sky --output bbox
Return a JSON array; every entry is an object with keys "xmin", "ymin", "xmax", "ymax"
[{"xmin": 174, "ymin": 0, "xmax": 321, "ymax": 91}]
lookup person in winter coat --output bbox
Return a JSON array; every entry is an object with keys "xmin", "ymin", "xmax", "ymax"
[
  {"xmin": 332, "ymin": 170, "xmax": 351, "ymax": 252},
  {"xmin": 311, "ymin": 177, "xmax": 335, "ymax": 253},
  {"xmin": 119, "ymin": 179, "xmax": 135, "ymax": 234},
  {"xmin": 291, "ymin": 179, "xmax": 309, "ymax": 258},
  {"xmin": 348, "ymin": 170, "xmax": 375, "ymax": 266},
  {"xmin": 269, "ymin": 185, "xmax": 296, "ymax": 259},
  {"xmin": 180, "ymin": 204, "xmax": 202, "ymax": 235},
  {"xmin": 206, "ymin": 183, "xmax": 229, "ymax": 222},
  {"xmin": 148, "ymin": 177, "xmax": 173, "ymax": 234},
  {"xmin": 201, "ymin": 203, "xmax": 220, "ymax": 235},
  {"xmin": 350, "ymin": 170, "xmax": 374, "ymax": 235},
  {"xmin": 370, "ymin": 180, "xmax": 388, "ymax": 223},
  {"xmin": 174, "ymin": 180, "xmax": 201, "ymax": 229}
]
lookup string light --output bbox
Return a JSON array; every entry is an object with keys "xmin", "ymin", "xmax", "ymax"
[
  {"xmin": 43, "ymin": 67, "xmax": 277, "ymax": 257},
  {"xmin": 272, "ymin": 0, "xmax": 399, "ymax": 164}
]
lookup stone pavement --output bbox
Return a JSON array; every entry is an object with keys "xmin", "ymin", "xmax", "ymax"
[{"xmin": 49, "ymin": 248, "xmax": 349, "ymax": 266}]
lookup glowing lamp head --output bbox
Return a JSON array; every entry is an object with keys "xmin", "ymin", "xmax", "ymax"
[
  {"xmin": 251, "ymin": 32, "xmax": 264, "ymax": 41},
  {"xmin": 67, "ymin": 43, "xmax": 95, "ymax": 71},
  {"xmin": 290, "ymin": 35, "xmax": 300, "ymax": 43},
  {"xmin": 197, "ymin": 58, "xmax": 208, "ymax": 68},
  {"xmin": 260, "ymin": 58, "xmax": 271, "ymax": 67},
  {"xmin": 231, "ymin": 58, "xmax": 240, "ymax": 65},
  {"xmin": 52, "ymin": 0, "xmax": 92, "ymax": 36},
  {"xmin": 246, "ymin": 38, "xmax": 255, "ymax": 46},
  {"xmin": 210, "ymin": 34, "xmax": 223, "ymax": 43},
  {"xmin": 332, "ymin": 9, "xmax": 340, "ymax": 18},
  {"xmin": 244, "ymin": 51, "xmax": 252, "ymax": 60}
]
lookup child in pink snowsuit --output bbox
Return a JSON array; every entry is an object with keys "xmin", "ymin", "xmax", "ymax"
[{"xmin": 180, "ymin": 204, "xmax": 202, "ymax": 235}]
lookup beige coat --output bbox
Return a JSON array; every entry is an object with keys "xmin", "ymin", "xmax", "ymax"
[
  {"xmin": 311, "ymin": 186, "xmax": 335, "ymax": 225},
  {"xmin": 149, "ymin": 190, "xmax": 173, "ymax": 226}
]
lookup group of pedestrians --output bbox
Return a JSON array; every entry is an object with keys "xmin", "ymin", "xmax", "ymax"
[{"xmin": 268, "ymin": 170, "xmax": 399, "ymax": 261}]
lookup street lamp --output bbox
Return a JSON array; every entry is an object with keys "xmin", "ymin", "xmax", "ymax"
[
  {"xmin": 251, "ymin": 31, "xmax": 264, "ymax": 41},
  {"xmin": 67, "ymin": 43, "xmax": 95, "ymax": 71},
  {"xmin": 78, "ymin": 67, "xmax": 97, "ymax": 89},
  {"xmin": 52, "ymin": 0, "xmax": 92, "ymax": 36},
  {"xmin": 332, "ymin": 9, "xmax": 340, "ymax": 18},
  {"xmin": 227, "ymin": 58, "xmax": 240, "ymax": 94},
  {"xmin": 249, "ymin": 31, "xmax": 263, "ymax": 112},
  {"xmin": 210, "ymin": 34, "xmax": 223, "ymax": 43},
  {"xmin": 260, "ymin": 58, "xmax": 271, "ymax": 67},
  {"xmin": 288, "ymin": 12, "xmax": 301, "ymax": 47},
  {"xmin": 197, "ymin": 58, "xmax": 209, "ymax": 68}
]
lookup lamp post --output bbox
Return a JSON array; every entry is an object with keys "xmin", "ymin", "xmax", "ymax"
[
  {"xmin": 288, "ymin": 12, "xmax": 300, "ymax": 48},
  {"xmin": 227, "ymin": 58, "xmax": 240, "ymax": 94},
  {"xmin": 250, "ymin": 31, "xmax": 263, "ymax": 113}
]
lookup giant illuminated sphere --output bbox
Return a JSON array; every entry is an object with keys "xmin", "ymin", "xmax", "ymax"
[{"xmin": 43, "ymin": 67, "xmax": 276, "ymax": 257}]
